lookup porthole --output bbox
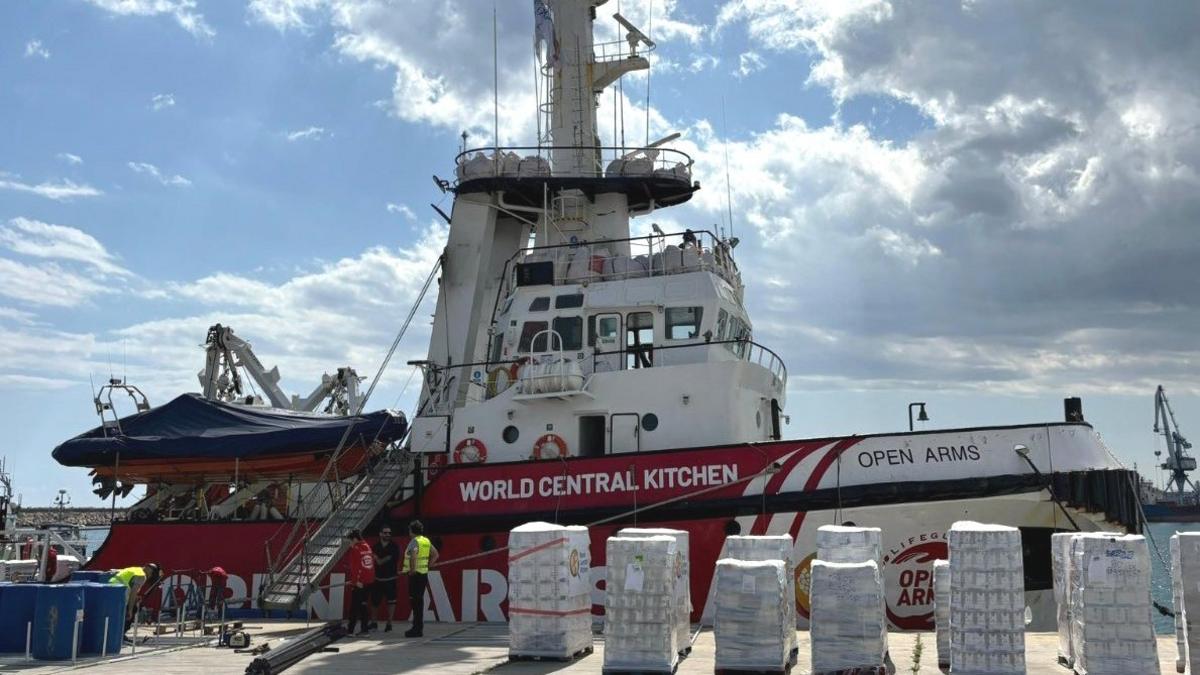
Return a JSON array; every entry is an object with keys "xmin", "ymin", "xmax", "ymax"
[
  {"xmin": 641, "ymin": 413, "xmax": 659, "ymax": 432},
  {"xmin": 503, "ymin": 425, "xmax": 520, "ymax": 444}
]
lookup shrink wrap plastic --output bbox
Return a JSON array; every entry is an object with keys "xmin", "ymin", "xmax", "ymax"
[
  {"xmin": 948, "ymin": 522, "xmax": 1025, "ymax": 674},
  {"xmin": 1174, "ymin": 532, "xmax": 1200, "ymax": 673},
  {"xmin": 933, "ymin": 559, "xmax": 950, "ymax": 667},
  {"xmin": 616, "ymin": 527, "xmax": 691, "ymax": 653},
  {"xmin": 809, "ymin": 560, "xmax": 887, "ymax": 673},
  {"xmin": 507, "ymin": 522, "xmax": 592, "ymax": 659},
  {"xmin": 604, "ymin": 536, "xmax": 679, "ymax": 672},
  {"xmin": 714, "ymin": 559, "xmax": 793, "ymax": 671},
  {"xmin": 1051, "ymin": 532, "xmax": 1075, "ymax": 666},
  {"xmin": 723, "ymin": 534, "xmax": 798, "ymax": 648},
  {"xmin": 816, "ymin": 525, "xmax": 888, "ymax": 644},
  {"xmin": 1068, "ymin": 533, "xmax": 1157, "ymax": 675}
]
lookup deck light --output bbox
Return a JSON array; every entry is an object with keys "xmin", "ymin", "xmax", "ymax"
[{"xmin": 908, "ymin": 402, "xmax": 928, "ymax": 431}]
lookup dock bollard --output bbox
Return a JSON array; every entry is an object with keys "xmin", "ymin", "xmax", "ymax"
[{"xmin": 102, "ymin": 617, "xmax": 109, "ymax": 658}]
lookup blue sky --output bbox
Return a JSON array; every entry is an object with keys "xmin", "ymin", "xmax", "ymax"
[{"xmin": 2, "ymin": 0, "xmax": 1198, "ymax": 505}]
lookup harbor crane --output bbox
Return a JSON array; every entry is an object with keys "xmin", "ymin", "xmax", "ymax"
[{"xmin": 1154, "ymin": 384, "xmax": 1197, "ymax": 497}]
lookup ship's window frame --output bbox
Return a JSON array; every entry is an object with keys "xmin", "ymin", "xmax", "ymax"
[
  {"xmin": 665, "ymin": 306, "xmax": 704, "ymax": 340},
  {"xmin": 529, "ymin": 296, "xmax": 551, "ymax": 312},
  {"xmin": 518, "ymin": 320, "xmax": 548, "ymax": 352},
  {"xmin": 626, "ymin": 311, "xmax": 655, "ymax": 368},
  {"xmin": 716, "ymin": 308, "xmax": 729, "ymax": 340},
  {"xmin": 500, "ymin": 297, "xmax": 514, "ymax": 315},
  {"xmin": 489, "ymin": 332, "xmax": 504, "ymax": 363},
  {"xmin": 536, "ymin": 316, "xmax": 582, "ymax": 352},
  {"xmin": 555, "ymin": 293, "xmax": 584, "ymax": 309}
]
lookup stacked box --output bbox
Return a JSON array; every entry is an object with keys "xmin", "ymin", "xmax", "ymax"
[
  {"xmin": 617, "ymin": 527, "xmax": 691, "ymax": 653},
  {"xmin": 933, "ymin": 559, "xmax": 950, "ymax": 668},
  {"xmin": 724, "ymin": 534, "xmax": 797, "ymax": 652},
  {"xmin": 1069, "ymin": 533, "xmax": 1157, "ymax": 675},
  {"xmin": 604, "ymin": 536, "xmax": 679, "ymax": 672},
  {"xmin": 507, "ymin": 522, "xmax": 592, "ymax": 659},
  {"xmin": 809, "ymin": 560, "xmax": 886, "ymax": 673},
  {"xmin": 1176, "ymin": 532, "xmax": 1200, "ymax": 674},
  {"xmin": 1051, "ymin": 532, "xmax": 1076, "ymax": 666},
  {"xmin": 714, "ymin": 559, "xmax": 793, "ymax": 671},
  {"xmin": 948, "ymin": 521, "xmax": 1026, "ymax": 674},
  {"xmin": 815, "ymin": 525, "xmax": 887, "ymax": 646}
]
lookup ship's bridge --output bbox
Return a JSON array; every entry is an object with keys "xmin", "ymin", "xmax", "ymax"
[{"xmin": 453, "ymin": 145, "xmax": 699, "ymax": 212}]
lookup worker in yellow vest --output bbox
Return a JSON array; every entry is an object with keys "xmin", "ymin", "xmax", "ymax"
[
  {"xmin": 401, "ymin": 520, "xmax": 438, "ymax": 637},
  {"xmin": 110, "ymin": 563, "xmax": 161, "ymax": 631}
]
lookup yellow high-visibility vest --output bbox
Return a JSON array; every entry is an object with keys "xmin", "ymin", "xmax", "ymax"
[
  {"xmin": 401, "ymin": 536, "xmax": 431, "ymax": 574},
  {"xmin": 110, "ymin": 566, "xmax": 145, "ymax": 587}
]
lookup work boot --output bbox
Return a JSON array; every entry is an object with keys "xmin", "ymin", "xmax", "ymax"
[
  {"xmin": 404, "ymin": 628, "xmax": 422, "ymax": 638},
  {"xmin": 384, "ymin": 623, "xmax": 393, "ymax": 632}
]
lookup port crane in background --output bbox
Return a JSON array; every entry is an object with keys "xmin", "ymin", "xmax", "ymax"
[
  {"xmin": 200, "ymin": 323, "xmax": 363, "ymax": 415},
  {"xmin": 1154, "ymin": 384, "xmax": 1197, "ymax": 499}
]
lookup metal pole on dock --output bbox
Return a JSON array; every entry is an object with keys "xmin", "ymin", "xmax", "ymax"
[
  {"xmin": 72, "ymin": 617, "xmax": 80, "ymax": 665},
  {"xmin": 25, "ymin": 621, "xmax": 31, "ymax": 661},
  {"xmin": 102, "ymin": 617, "xmax": 109, "ymax": 658}
]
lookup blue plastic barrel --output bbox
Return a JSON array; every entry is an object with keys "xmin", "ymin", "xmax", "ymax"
[
  {"xmin": 32, "ymin": 584, "xmax": 86, "ymax": 660},
  {"xmin": 71, "ymin": 571, "xmax": 112, "ymax": 584},
  {"xmin": 79, "ymin": 582, "xmax": 126, "ymax": 655},
  {"xmin": 0, "ymin": 583, "xmax": 39, "ymax": 652}
]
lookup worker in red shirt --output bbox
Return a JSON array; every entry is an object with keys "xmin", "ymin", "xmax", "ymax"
[
  {"xmin": 345, "ymin": 529, "xmax": 375, "ymax": 636},
  {"xmin": 202, "ymin": 567, "xmax": 229, "ymax": 611},
  {"xmin": 44, "ymin": 545, "xmax": 59, "ymax": 582}
]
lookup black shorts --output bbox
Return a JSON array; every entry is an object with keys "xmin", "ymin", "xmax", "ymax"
[{"xmin": 371, "ymin": 578, "xmax": 397, "ymax": 603}]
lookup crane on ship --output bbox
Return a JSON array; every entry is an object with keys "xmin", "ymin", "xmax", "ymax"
[{"xmin": 1154, "ymin": 384, "xmax": 1197, "ymax": 499}]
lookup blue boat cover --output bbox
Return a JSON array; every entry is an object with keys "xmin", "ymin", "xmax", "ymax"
[{"xmin": 52, "ymin": 393, "xmax": 407, "ymax": 466}]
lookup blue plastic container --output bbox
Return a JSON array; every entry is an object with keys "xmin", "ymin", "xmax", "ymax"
[
  {"xmin": 70, "ymin": 571, "xmax": 112, "ymax": 584},
  {"xmin": 32, "ymin": 584, "xmax": 86, "ymax": 660},
  {"xmin": 79, "ymin": 582, "xmax": 126, "ymax": 655},
  {"xmin": 0, "ymin": 583, "xmax": 39, "ymax": 653}
]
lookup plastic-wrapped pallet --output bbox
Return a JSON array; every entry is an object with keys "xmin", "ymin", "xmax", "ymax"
[
  {"xmin": 1069, "ymin": 533, "xmax": 1157, "ymax": 675},
  {"xmin": 815, "ymin": 524, "xmax": 887, "ymax": 646},
  {"xmin": 1051, "ymin": 531, "xmax": 1076, "ymax": 667},
  {"xmin": 604, "ymin": 536, "xmax": 679, "ymax": 673},
  {"xmin": 507, "ymin": 522, "xmax": 592, "ymax": 659},
  {"xmin": 714, "ymin": 559, "xmax": 793, "ymax": 671},
  {"xmin": 1171, "ymin": 534, "xmax": 1185, "ymax": 674},
  {"xmin": 933, "ymin": 559, "xmax": 950, "ymax": 668},
  {"xmin": 1175, "ymin": 532, "xmax": 1200, "ymax": 674},
  {"xmin": 724, "ymin": 534, "xmax": 798, "ymax": 652},
  {"xmin": 809, "ymin": 560, "xmax": 886, "ymax": 673},
  {"xmin": 616, "ymin": 527, "xmax": 691, "ymax": 653},
  {"xmin": 948, "ymin": 521, "xmax": 1025, "ymax": 674}
]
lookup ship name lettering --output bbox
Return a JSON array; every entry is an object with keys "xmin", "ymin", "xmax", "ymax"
[
  {"xmin": 924, "ymin": 445, "xmax": 981, "ymax": 463},
  {"xmin": 857, "ymin": 448, "xmax": 914, "ymax": 468}
]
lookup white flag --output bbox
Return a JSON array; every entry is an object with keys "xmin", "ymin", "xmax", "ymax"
[{"xmin": 534, "ymin": 0, "xmax": 558, "ymax": 67}]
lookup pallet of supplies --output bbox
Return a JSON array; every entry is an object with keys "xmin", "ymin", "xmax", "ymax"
[
  {"xmin": 933, "ymin": 559, "xmax": 950, "ymax": 668},
  {"xmin": 507, "ymin": 522, "xmax": 593, "ymax": 660},
  {"xmin": 815, "ymin": 524, "xmax": 887, "ymax": 647},
  {"xmin": 617, "ymin": 527, "xmax": 691, "ymax": 654},
  {"xmin": 1174, "ymin": 532, "xmax": 1200, "ymax": 674},
  {"xmin": 809, "ymin": 559, "xmax": 886, "ymax": 674},
  {"xmin": 948, "ymin": 521, "xmax": 1025, "ymax": 674},
  {"xmin": 714, "ymin": 559, "xmax": 793, "ymax": 672},
  {"xmin": 723, "ymin": 534, "xmax": 798, "ymax": 653},
  {"xmin": 1052, "ymin": 531, "xmax": 1076, "ymax": 667},
  {"xmin": 603, "ymin": 535, "xmax": 679, "ymax": 673},
  {"xmin": 1069, "ymin": 533, "xmax": 1157, "ymax": 675}
]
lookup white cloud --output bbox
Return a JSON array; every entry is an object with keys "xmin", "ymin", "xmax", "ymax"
[
  {"xmin": 0, "ymin": 374, "xmax": 77, "ymax": 390},
  {"xmin": 0, "ymin": 258, "xmax": 109, "ymax": 307},
  {"xmin": 151, "ymin": 93, "xmax": 176, "ymax": 111},
  {"xmin": 735, "ymin": 51, "xmax": 765, "ymax": 78},
  {"xmin": 247, "ymin": 0, "xmax": 326, "ymax": 31},
  {"xmin": 24, "ymin": 39, "xmax": 50, "ymax": 59},
  {"xmin": 285, "ymin": 126, "xmax": 327, "ymax": 142},
  {"xmin": 0, "ymin": 217, "xmax": 131, "ymax": 277},
  {"xmin": 0, "ymin": 175, "xmax": 102, "ymax": 201},
  {"xmin": 57, "ymin": 153, "xmax": 84, "ymax": 166},
  {"xmin": 127, "ymin": 161, "xmax": 191, "ymax": 187},
  {"xmin": 83, "ymin": 0, "xmax": 214, "ymax": 39},
  {"xmin": 386, "ymin": 203, "xmax": 415, "ymax": 219}
]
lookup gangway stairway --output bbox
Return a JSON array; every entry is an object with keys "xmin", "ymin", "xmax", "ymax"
[{"xmin": 258, "ymin": 448, "xmax": 415, "ymax": 611}]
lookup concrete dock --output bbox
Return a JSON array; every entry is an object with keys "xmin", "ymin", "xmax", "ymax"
[{"xmin": 0, "ymin": 623, "xmax": 1183, "ymax": 674}]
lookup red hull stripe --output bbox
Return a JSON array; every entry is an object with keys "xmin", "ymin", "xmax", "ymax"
[
  {"xmin": 509, "ymin": 606, "xmax": 592, "ymax": 617},
  {"xmin": 508, "ymin": 536, "xmax": 568, "ymax": 563},
  {"xmin": 787, "ymin": 437, "xmax": 861, "ymax": 540},
  {"xmin": 750, "ymin": 444, "xmax": 824, "ymax": 534}
]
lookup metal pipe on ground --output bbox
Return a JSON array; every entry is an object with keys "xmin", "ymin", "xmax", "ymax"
[{"xmin": 244, "ymin": 622, "xmax": 346, "ymax": 675}]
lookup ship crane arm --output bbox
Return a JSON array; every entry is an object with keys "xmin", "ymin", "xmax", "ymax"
[
  {"xmin": 1154, "ymin": 384, "xmax": 1197, "ymax": 496},
  {"xmin": 200, "ymin": 324, "xmax": 291, "ymax": 408}
]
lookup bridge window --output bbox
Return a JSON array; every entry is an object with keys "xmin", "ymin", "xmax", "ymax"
[
  {"xmin": 716, "ymin": 309, "xmax": 728, "ymax": 340},
  {"xmin": 490, "ymin": 332, "xmax": 504, "ymax": 362},
  {"xmin": 555, "ymin": 293, "xmax": 584, "ymax": 309},
  {"xmin": 666, "ymin": 306, "xmax": 703, "ymax": 340},
  {"xmin": 518, "ymin": 321, "xmax": 548, "ymax": 352},
  {"xmin": 627, "ymin": 311, "xmax": 654, "ymax": 368},
  {"xmin": 551, "ymin": 316, "xmax": 583, "ymax": 351},
  {"xmin": 529, "ymin": 297, "xmax": 550, "ymax": 311}
]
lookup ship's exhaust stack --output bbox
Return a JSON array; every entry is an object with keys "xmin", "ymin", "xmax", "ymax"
[{"xmin": 1064, "ymin": 397, "xmax": 1084, "ymax": 423}]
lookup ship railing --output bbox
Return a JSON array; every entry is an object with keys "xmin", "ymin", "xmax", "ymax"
[
  {"xmin": 507, "ymin": 228, "xmax": 742, "ymax": 292},
  {"xmin": 517, "ymin": 330, "xmax": 590, "ymax": 397},
  {"xmin": 592, "ymin": 36, "xmax": 656, "ymax": 65},
  {"xmin": 453, "ymin": 144, "xmax": 693, "ymax": 185}
]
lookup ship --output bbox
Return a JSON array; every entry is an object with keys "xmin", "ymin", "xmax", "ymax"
[{"xmin": 69, "ymin": 0, "xmax": 1141, "ymax": 632}]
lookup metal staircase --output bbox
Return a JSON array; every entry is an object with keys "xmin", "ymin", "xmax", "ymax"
[{"xmin": 258, "ymin": 448, "xmax": 415, "ymax": 611}]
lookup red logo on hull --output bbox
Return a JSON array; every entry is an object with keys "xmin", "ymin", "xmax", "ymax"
[{"xmin": 883, "ymin": 536, "xmax": 946, "ymax": 630}]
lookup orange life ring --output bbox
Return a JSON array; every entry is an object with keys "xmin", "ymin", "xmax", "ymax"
[
  {"xmin": 426, "ymin": 453, "xmax": 447, "ymax": 478},
  {"xmin": 531, "ymin": 433, "xmax": 568, "ymax": 460},
  {"xmin": 486, "ymin": 358, "xmax": 527, "ymax": 397},
  {"xmin": 453, "ymin": 438, "xmax": 488, "ymax": 464}
]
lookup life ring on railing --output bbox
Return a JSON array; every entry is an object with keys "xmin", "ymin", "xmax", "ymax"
[
  {"xmin": 453, "ymin": 438, "xmax": 488, "ymax": 464},
  {"xmin": 486, "ymin": 358, "xmax": 527, "ymax": 398},
  {"xmin": 531, "ymin": 433, "xmax": 569, "ymax": 460}
]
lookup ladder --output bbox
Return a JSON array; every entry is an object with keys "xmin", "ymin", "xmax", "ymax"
[{"xmin": 258, "ymin": 448, "xmax": 415, "ymax": 611}]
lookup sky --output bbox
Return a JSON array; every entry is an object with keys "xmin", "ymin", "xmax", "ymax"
[{"xmin": 2, "ymin": 0, "xmax": 1199, "ymax": 506}]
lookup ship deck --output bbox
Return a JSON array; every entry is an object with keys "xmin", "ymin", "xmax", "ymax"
[{"xmin": 0, "ymin": 622, "xmax": 1182, "ymax": 674}]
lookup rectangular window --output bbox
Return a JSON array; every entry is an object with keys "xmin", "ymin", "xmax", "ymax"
[
  {"xmin": 529, "ymin": 297, "xmax": 550, "ymax": 311},
  {"xmin": 666, "ymin": 306, "xmax": 703, "ymax": 340},
  {"xmin": 717, "ymin": 309, "xmax": 728, "ymax": 341},
  {"xmin": 589, "ymin": 314, "xmax": 620, "ymax": 346},
  {"xmin": 518, "ymin": 321, "xmax": 548, "ymax": 352},
  {"xmin": 489, "ymin": 332, "xmax": 504, "ymax": 362},
  {"xmin": 551, "ymin": 316, "xmax": 583, "ymax": 351},
  {"xmin": 555, "ymin": 293, "xmax": 584, "ymax": 309},
  {"xmin": 626, "ymin": 311, "xmax": 654, "ymax": 368}
]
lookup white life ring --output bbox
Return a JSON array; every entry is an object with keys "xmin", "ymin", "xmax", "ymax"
[
  {"xmin": 531, "ymin": 433, "xmax": 568, "ymax": 460},
  {"xmin": 453, "ymin": 438, "xmax": 488, "ymax": 464}
]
